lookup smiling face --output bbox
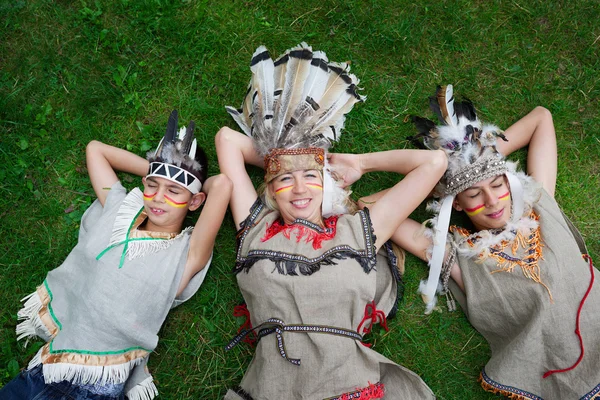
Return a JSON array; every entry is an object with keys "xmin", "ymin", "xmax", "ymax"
[
  {"xmin": 268, "ymin": 169, "xmax": 324, "ymax": 226},
  {"xmin": 142, "ymin": 176, "xmax": 205, "ymax": 233},
  {"xmin": 454, "ymin": 174, "xmax": 512, "ymax": 231}
]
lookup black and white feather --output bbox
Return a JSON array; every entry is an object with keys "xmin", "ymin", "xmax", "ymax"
[{"xmin": 226, "ymin": 43, "xmax": 365, "ymax": 157}]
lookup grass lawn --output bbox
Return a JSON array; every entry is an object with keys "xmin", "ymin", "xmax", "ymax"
[{"xmin": 1, "ymin": 0, "xmax": 598, "ymax": 398}]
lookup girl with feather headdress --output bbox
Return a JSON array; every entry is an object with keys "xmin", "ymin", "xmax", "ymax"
[
  {"xmin": 352, "ymin": 85, "xmax": 600, "ymax": 399},
  {"xmin": 1, "ymin": 110, "xmax": 232, "ymax": 400},
  {"xmin": 216, "ymin": 43, "xmax": 444, "ymax": 399}
]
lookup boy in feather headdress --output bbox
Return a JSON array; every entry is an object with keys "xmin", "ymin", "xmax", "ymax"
[{"xmin": 0, "ymin": 110, "xmax": 232, "ymax": 400}]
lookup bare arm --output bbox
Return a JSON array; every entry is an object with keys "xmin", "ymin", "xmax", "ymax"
[
  {"xmin": 215, "ymin": 127, "xmax": 263, "ymax": 230},
  {"xmin": 391, "ymin": 218, "xmax": 465, "ymax": 292},
  {"xmin": 329, "ymin": 149, "xmax": 447, "ymax": 250},
  {"xmin": 177, "ymin": 174, "xmax": 233, "ymax": 296},
  {"xmin": 86, "ymin": 140, "xmax": 149, "ymax": 206},
  {"xmin": 496, "ymin": 106, "xmax": 557, "ymax": 197}
]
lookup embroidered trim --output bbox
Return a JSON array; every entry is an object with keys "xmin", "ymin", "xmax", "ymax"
[
  {"xmin": 326, "ymin": 382, "xmax": 385, "ymax": 400},
  {"xmin": 260, "ymin": 215, "xmax": 338, "ymax": 250},
  {"xmin": 582, "ymin": 382, "xmax": 600, "ymax": 400},
  {"xmin": 226, "ymin": 318, "xmax": 363, "ymax": 366},
  {"xmin": 479, "ymin": 369, "xmax": 543, "ymax": 400},
  {"xmin": 450, "ymin": 211, "xmax": 552, "ymax": 301},
  {"xmin": 235, "ymin": 202, "xmax": 378, "ymax": 277},
  {"xmin": 383, "ymin": 241, "xmax": 403, "ymax": 320}
]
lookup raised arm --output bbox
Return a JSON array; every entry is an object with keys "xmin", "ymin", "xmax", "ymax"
[
  {"xmin": 177, "ymin": 173, "xmax": 233, "ymax": 296},
  {"xmin": 496, "ymin": 106, "xmax": 557, "ymax": 197},
  {"xmin": 215, "ymin": 127, "xmax": 263, "ymax": 229},
  {"xmin": 86, "ymin": 140, "xmax": 149, "ymax": 206},
  {"xmin": 329, "ymin": 149, "xmax": 447, "ymax": 250}
]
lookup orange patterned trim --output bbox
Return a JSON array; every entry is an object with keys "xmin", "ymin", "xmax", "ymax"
[{"xmin": 450, "ymin": 211, "xmax": 552, "ymax": 301}]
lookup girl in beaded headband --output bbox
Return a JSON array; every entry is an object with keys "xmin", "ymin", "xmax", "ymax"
[
  {"xmin": 216, "ymin": 43, "xmax": 446, "ymax": 399},
  {"xmin": 392, "ymin": 86, "xmax": 600, "ymax": 399}
]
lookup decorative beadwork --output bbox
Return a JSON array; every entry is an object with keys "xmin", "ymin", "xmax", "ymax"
[
  {"xmin": 444, "ymin": 154, "xmax": 508, "ymax": 196},
  {"xmin": 450, "ymin": 211, "xmax": 552, "ymax": 300},
  {"xmin": 479, "ymin": 369, "xmax": 543, "ymax": 400}
]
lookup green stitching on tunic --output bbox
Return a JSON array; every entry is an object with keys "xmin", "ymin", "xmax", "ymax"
[{"xmin": 44, "ymin": 279, "xmax": 62, "ymax": 331}]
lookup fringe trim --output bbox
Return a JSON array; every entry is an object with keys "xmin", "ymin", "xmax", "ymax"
[
  {"xmin": 28, "ymin": 347, "xmax": 146, "ymax": 386},
  {"xmin": 235, "ymin": 250, "xmax": 374, "ymax": 276},
  {"xmin": 109, "ymin": 189, "xmax": 145, "ymax": 248},
  {"xmin": 126, "ymin": 376, "xmax": 159, "ymax": 400},
  {"xmin": 124, "ymin": 227, "xmax": 192, "ymax": 261},
  {"xmin": 16, "ymin": 291, "xmax": 52, "ymax": 343},
  {"xmin": 106, "ymin": 188, "xmax": 192, "ymax": 261}
]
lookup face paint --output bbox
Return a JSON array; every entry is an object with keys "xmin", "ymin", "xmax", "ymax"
[
  {"xmin": 143, "ymin": 192, "xmax": 188, "ymax": 208},
  {"xmin": 164, "ymin": 195, "xmax": 188, "ymax": 208},
  {"xmin": 498, "ymin": 191, "xmax": 510, "ymax": 201},
  {"xmin": 274, "ymin": 185, "xmax": 293, "ymax": 195},
  {"xmin": 306, "ymin": 183, "xmax": 323, "ymax": 190},
  {"xmin": 465, "ymin": 191, "xmax": 511, "ymax": 216},
  {"xmin": 465, "ymin": 204, "xmax": 485, "ymax": 216}
]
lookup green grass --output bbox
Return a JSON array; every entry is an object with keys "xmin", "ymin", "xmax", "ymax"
[{"xmin": 1, "ymin": 0, "xmax": 598, "ymax": 398}]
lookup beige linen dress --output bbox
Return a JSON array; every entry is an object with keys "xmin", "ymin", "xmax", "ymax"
[
  {"xmin": 224, "ymin": 200, "xmax": 435, "ymax": 400},
  {"xmin": 448, "ymin": 189, "xmax": 600, "ymax": 400}
]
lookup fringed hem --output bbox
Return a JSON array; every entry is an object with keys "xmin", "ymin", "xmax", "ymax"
[
  {"xmin": 479, "ymin": 370, "xmax": 542, "ymax": 400},
  {"xmin": 126, "ymin": 377, "xmax": 159, "ymax": 400},
  {"xmin": 16, "ymin": 291, "xmax": 52, "ymax": 343},
  {"xmin": 27, "ymin": 346, "xmax": 147, "ymax": 387}
]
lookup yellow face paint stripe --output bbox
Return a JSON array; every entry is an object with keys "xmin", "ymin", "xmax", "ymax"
[
  {"xmin": 465, "ymin": 204, "xmax": 485, "ymax": 216},
  {"xmin": 143, "ymin": 192, "xmax": 156, "ymax": 200},
  {"xmin": 499, "ymin": 191, "xmax": 510, "ymax": 201},
  {"xmin": 274, "ymin": 185, "xmax": 293, "ymax": 195},
  {"xmin": 164, "ymin": 195, "xmax": 188, "ymax": 208},
  {"xmin": 306, "ymin": 183, "xmax": 323, "ymax": 190}
]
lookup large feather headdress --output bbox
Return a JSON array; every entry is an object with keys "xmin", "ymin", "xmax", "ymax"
[
  {"xmin": 226, "ymin": 43, "xmax": 365, "ymax": 216},
  {"xmin": 147, "ymin": 110, "xmax": 207, "ymax": 194},
  {"xmin": 409, "ymin": 85, "xmax": 526, "ymax": 313}
]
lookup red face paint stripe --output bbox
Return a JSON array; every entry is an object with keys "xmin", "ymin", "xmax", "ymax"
[
  {"xmin": 274, "ymin": 185, "xmax": 293, "ymax": 194},
  {"xmin": 143, "ymin": 192, "xmax": 157, "ymax": 200},
  {"xmin": 163, "ymin": 195, "xmax": 188, "ymax": 205},
  {"xmin": 465, "ymin": 204, "xmax": 485, "ymax": 213},
  {"xmin": 499, "ymin": 191, "xmax": 510, "ymax": 200}
]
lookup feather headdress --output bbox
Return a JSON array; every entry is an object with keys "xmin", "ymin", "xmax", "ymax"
[
  {"xmin": 409, "ymin": 85, "xmax": 527, "ymax": 313},
  {"xmin": 147, "ymin": 110, "xmax": 207, "ymax": 194},
  {"xmin": 226, "ymin": 43, "xmax": 365, "ymax": 216}
]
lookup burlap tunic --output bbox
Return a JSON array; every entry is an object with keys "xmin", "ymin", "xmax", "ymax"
[
  {"xmin": 225, "ymin": 200, "xmax": 434, "ymax": 400},
  {"xmin": 448, "ymin": 189, "xmax": 600, "ymax": 399}
]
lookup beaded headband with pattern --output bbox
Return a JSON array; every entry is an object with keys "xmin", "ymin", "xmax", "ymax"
[
  {"xmin": 226, "ymin": 43, "xmax": 365, "ymax": 215},
  {"xmin": 146, "ymin": 110, "xmax": 206, "ymax": 195},
  {"xmin": 409, "ymin": 85, "xmax": 525, "ymax": 313}
]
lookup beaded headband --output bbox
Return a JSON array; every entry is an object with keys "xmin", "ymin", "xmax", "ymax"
[{"xmin": 146, "ymin": 110, "xmax": 205, "ymax": 195}]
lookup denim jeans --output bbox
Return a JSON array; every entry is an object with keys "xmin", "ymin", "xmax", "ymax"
[{"xmin": 0, "ymin": 366, "xmax": 125, "ymax": 400}]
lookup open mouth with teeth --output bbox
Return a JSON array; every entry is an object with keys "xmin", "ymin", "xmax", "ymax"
[{"xmin": 291, "ymin": 199, "xmax": 311, "ymax": 208}]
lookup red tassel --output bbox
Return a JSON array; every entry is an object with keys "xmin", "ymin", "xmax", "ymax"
[
  {"xmin": 233, "ymin": 304, "xmax": 257, "ymax": 346},
  {"xmin": 357, "ymin": 300, "xmax": 389, "ymax": 347},
  {"xmin": 543, "ymin": 254, "xmax": 595, "ymax": 378}
]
